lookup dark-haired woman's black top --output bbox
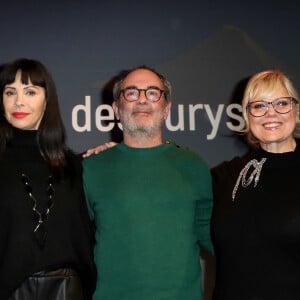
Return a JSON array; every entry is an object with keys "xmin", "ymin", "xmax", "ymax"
[
  {"xmin": 0, "ymin": 128, "xmax": 96, "ymax": 299},
  {"xmin": 211, "ymin": 141, "xmax": 300, "ymax": 300}
]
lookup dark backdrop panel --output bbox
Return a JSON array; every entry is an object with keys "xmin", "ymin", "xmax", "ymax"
[{"xmin": 1, "ymin": 0, "xmax": 300, "ymax": 167}]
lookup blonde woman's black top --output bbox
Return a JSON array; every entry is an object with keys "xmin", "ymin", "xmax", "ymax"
[{"xmin": 211, "ymin": 141, "xmax": 300, "ymax": 300}]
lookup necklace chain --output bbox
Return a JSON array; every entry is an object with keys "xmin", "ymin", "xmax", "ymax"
[{"xmin": 21, "ymin": 173, "xmax": 54, "ymax": 232}]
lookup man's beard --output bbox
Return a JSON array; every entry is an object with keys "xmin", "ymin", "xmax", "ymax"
[{"xmin": 118, "ymin": 108, "xmax": 166, "ymax": 138}]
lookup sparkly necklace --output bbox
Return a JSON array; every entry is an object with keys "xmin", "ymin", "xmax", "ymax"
[
  {"xmin": 21, "ymin": 173, "xmax": 54, "ymax": 246},
  {"xmin": 232, "ymin": 158, "xmax": 267, "ymax": 201}
]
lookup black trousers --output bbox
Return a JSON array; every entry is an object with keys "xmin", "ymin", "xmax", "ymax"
[{"xmin": 9, "ymin": 268, "xmax": 84, "ymax": 300}]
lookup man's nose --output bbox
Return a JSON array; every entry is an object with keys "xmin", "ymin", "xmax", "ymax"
[{"xmin": 137, "ymin": 90, "xmax": 147, "ymax": 103}]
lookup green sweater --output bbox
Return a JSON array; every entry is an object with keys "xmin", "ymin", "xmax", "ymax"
[{"xmin": 83, "ymin": 142, "xmax": 213, "ymax": 300}]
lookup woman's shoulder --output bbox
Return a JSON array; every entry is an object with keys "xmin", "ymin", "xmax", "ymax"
[
  {"xmin": 211, "ymin": 151, "xmax": 253, "ymax": 180},
  {"xmin": 62, "ymin": 149, "xmax": 82, "ymax": 176}
]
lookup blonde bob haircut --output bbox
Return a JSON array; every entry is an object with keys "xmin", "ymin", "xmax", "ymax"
[{"xmin": 240, "ymin": 70, "xmax": 300, "ymax": 147}]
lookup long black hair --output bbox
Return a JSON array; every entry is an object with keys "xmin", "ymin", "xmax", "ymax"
[{"xmin": 0, "ymin": 58, "xmax": 70, "ymax": 173}]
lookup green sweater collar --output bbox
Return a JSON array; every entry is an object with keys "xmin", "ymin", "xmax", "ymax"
[{"xmin": 117, "ymin": 141, "xmax": 174, "ymax": 155}]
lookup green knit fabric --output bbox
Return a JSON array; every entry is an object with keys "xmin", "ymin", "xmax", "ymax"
[{"xmin": 83, "ymin": 142, "xmax": 213, "ymax": 300}]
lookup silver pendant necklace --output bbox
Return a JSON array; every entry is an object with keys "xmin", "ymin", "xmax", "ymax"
[{"xmin": 21, "ymin": 173, "xmax": 54, "ymax": 247}]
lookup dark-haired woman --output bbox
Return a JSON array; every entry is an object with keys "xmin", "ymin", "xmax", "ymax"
[{"xmin": 0, "ymin": 58, "xmax": 96, "ymax": 300}]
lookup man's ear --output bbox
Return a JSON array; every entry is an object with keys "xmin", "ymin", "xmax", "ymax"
[
  {"xmin": 164, "ymin": 101, "xmax": 172, "ymax": 120},
  {"xmin": 112, "ymin": 101, "xmax": 120, "ymax": 120}
]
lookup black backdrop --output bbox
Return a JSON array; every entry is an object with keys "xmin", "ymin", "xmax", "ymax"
[{"xmin": 1, "ymin": 0, "xmax": 300, "ymax": 167}]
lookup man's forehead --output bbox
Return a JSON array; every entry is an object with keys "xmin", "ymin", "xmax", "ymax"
[{"xmin": 121, "ymin": 69, "xmax": 163, "ymax": 88}]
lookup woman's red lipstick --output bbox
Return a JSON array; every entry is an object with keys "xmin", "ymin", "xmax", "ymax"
[{"xmin": 12, "ymin": 112, "xmax": 29, "ymax": 118}]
